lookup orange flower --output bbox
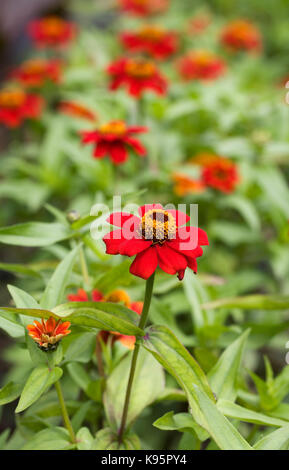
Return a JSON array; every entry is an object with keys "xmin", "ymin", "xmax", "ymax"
[
  {"xmin": 121, "ymin": 25, "xmax": 179, "ymax": 60},
  {"xmin": 202, "ymin": 157, "xmax": 239, "ymax": 193},
  {"xmin": 220, "ymin": 20, "xmax": 262, "ymax": 53},
  {"xmin": 12, "ymin": 58, "xmax": 62, "ymax": 87},
  {"xmin": 118, "ymin": 0, "xmax": 169, "ymax": 16},
  {"xmin": 0, "ymin": 87, "xmax": 43, "ymax": 127},
  {"xmin": 59, "ymin": 101, "xmax": 97, "ymax": 122},
  {"xmin": 172, "ymin": 173, "xmax": 205, "ymax": 196},
  {"xmin": 190, "ymin": 152, "xmax": 221, "ymax": 166},
  {"xmin": 177, "ymin": 50, "xmax": 226, "ymax": 81},
  {"xmin": 27, "ymin": 317, "xmax": 71, "ymax": 351},
  {"xmin": 28, "ymin": 16, "xmax": 76, "ymax": 48}
]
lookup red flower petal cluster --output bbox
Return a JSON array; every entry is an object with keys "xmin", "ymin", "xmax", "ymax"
[
  {"xmin": 121, "ymin": 25, "xmax": 178, "ymax": 60},
  {"xmin": 202, "ymin": 157, "xmax": 239, "ymax": 193},
  {"xmin": 81, "ymin": 120, "xmax": 147, "ymax": 164},
  {"xmin": 67, "ymin": 288, "xmax": 143, "ymax": 349},
  {"xmin": 172, "ymin": 173, "xmax": 205, "ymax": 197},
  {"xmin": 177, "ymin": 50, "xmax": 226, "ymax": 81},
  {"xmin": 27, "ymin": 317, "xmax": 71, "ymax": 351},
  {"xmin": 0, "ymin": 88, "xmax": 43, "ymax": 127},
  {"xmin": 12, "ymin": 58, "xmax": 62, "ymax": 88},
  {"xmin": 118, "ymin": 0, "xmax": 169, "ymax": 16},
  {"xmin": 59, "ymin": 101, "xmax": 97, "ymax": 122},
  {"xmin": 220, "ymin": 20, "xmax": 262, "ymax": 53},
  {"xmin": 107, "ymin": 58, "xmax": 167, "ymax": 98},
  {"xmin": 28, "ymin": 16, "xmax": 76, "ymax": 48},
  {"xmin": 103, "ymin": 204, "xmax": 209, "ymax": 280}
]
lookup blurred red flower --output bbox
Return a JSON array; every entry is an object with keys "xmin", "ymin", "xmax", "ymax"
[
  {"xmin": 103, "ymin": 204, "xmax": 209, "ymax": 280},
  {"xmin": 28, "ymin": 16, "xmax": 76, "ymax": 48},
  {"xmin": 118, "ymin": 0, "xmax": 169, "ymax": 16},
  {"xmin": 202, "ymin": 158, "xmax": 239, "ymax": 193},
  {"xmin": 27, "ymin": 317, "xmax": 71, "ymax": 351},
  {"xmin": 220, "ymin": 20, "xmax": 262, "ymax": 53},
  {"xmin": 121, "ymin": 25, "xmax": 178, "ymax": 60},
  {"xmin": 177, "ymin": 50, "xmax": 226, "ymax": 81},
  {"xmin": 107, "ymin": 58, "xmax": 167, "ymax": 98},
  {"xmin": 0, "ymin": 88, "xmax": 43, "ymax": 127},
  {"xmin": 12, "ymin": 58, "xmax": 62, "ymax": 87},
  {"xmin": 172, "ymin": 173, "xmax": 206, "ymax": 196},
  {"xmin": 81, "ymin": 120, "xmax": 147, "ymax": 164},
  {"xmin": 67, "ymin": 288, "xmax": 143, "ymax": 349},
  {"xmin": 59, "ymin": 101, "xmax": 97, "ymax": 122}
]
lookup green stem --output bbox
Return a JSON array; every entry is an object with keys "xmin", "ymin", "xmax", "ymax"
[
  {"xmin": 118, "ymin": 272, "xmax": 155, "ymax": 443},
  {"xmin": 79, "ymin": 245, "xmax": 90, "ymax": 287},
  {"xmin": 54, "ymin": 380, "xmax": 77, "ymax": 444}
]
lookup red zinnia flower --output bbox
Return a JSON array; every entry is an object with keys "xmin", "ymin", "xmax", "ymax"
[
  {"xmin": 12, "ymin": 58, "xmax": 62, "ymax": 88},
  {"xmin": 103, "ymin": 204, "xmax": 209, "ymax": 281},
  {"xmin": 172, "ymin": 173, "xmax": 206, "ymax": 197},
  {"xmin": 67, "ymin": 288, "xmax": 143, "ymax": 349},
  {"xmin": 107, "ymin": 58, "xmax": 167, "ymax": 98},
  {"xmin": 81, "ymin": 120, "xmax": 147, "ymax": 164},
  {"xmin": 202, "ymin": 158, "xmax": 239, "ymax": 193},
  {"xmin": 59, "ymin": 101, "xmax": 97, "ymax": 122},
  {"xmin": 220, "ymin": 20, "xmax": 262, "ymax": 53},
  {"xmin": 121, "ymin": 25, "xmax": 178, "ymax": 60},
  {"xmin": 118, "ymin": 0, "xmax": 169, "ymax": 16},
  {"xmin": 28, "ymin": 16, "xmax": 76, "ymax": 48},
  {"xmin": 0, "ymin": 88, "xmax": 43, "ymax": 128},
  {"xmin": 27, "ymin": 317, "xmax": 71, "ymax": 351},
  {"xmin": 177, "ymin": 50, "xmax": 226, "ymax": 81}
]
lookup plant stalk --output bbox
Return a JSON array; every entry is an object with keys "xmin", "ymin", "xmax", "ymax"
[
  {"xmin": 118, "ymin": 272, "xmax": 155, "ymax": 443},
  {"xmin": 54, "ymin": 379, "xmax": 77, "ymax": 443},
  {"xmin": 79, "ymin": 245, "xmax": 90, "ymax": 287}
]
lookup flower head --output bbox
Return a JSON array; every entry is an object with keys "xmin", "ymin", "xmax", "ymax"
[
  {"xmin": 118, "ymin": 0, "xmax": 169, "ymax": 16},
  {"xmin": 103, "ymin": 204, "xmax": 209, "ymax": 281},
  {"xmin": 202, "ymin": 157, "xmax": 239, "ymax": 193},
  {"xmin": 0, "ymin": 87, "xmax": 43, "ymax": 127},
  {"xmin": 177, "ymin": 50, "xmax": 226, "ymax": 81},
  {"xmin": 81, "ymin": 120, "xmax": 147, "ymax": 164},
  {"xmin": 107, "ymin": 58, "xmax": 167, "ymax": 98},
  {"xmin": 27, "ymin": 317, "xmax": 71, "ymax": 351},
  {"xmin": 12, "ymin": 58, "xmax": 62, "ymax": 88},
  {"xmin": 121, "ymin": 25, "xmax": 179, "ymax": 60},
  {"xmin": 59, "ymin": 101, "xmax": 97, "ymax": 122},
  {"xmin": 172, "ymin": 173, "xmax": 205, "ymax": 197},
  {"xmin": 28, "ymin": 16, "xmax": 76, "ymax": 48},
  {"xmin": 220, "ymin": 20, "xmax": 262, "ymax": 53}
]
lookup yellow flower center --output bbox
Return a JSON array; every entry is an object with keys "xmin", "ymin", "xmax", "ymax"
[
  {"xmin": 105, "ymin": 289, "xmax": 131, "ymax": 307},
  {"xmin": 125, "ymin": 59, "xmax": 156, "ymax": 78},
  {"xmin": 42, "ymin": 17, "xmax": 65, "ymax": 36},
  {"xmin": 191, "ymin": 51, "xmax": 213, "ymax": 65},
  {"xmin": 0, "ymin": 89, "xmax": 26, "ymax": 108},
  {"xmin": 138, "ymin": 209, "xmax": 176, "ymax": 244},
  {"xmin": 139, "ymin": 25, "xmax": 165, "ymax": 41},
  {"xmin": 22, "ymin": 59, "xmax": 47, "ymax": 74},
  {"xmin": 99, "ymin": 120, "xmax": 127, "ymax": 136}
]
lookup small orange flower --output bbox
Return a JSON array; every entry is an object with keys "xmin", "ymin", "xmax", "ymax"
[
  {"xmin": 104, "ymin": 289, "xmax": 131, "ymax": 307},
  {"xmin": 172, "ymin": 173, "xmax": 205, "ymax": 197},
  {"xmin": 118, "ymin": 0, "xmax": 169, "ymax": 16},
  {"xmin": 220, "ymin": 20, "xmax": 262, "ymax": 53},
  {"xmin": 121, "ymin": 25, "xmax": 179, "ymax": 60},
  {"xmin": 59, "ymin": 101, "xmax": 97, "ymax": 122},
  {"xmin": 28, "ymin": 16, "xmax": 76, "ymax": 48},
  {"xmin": 190, "ymin": 152, "xmax": 221, "ymax": 166},
  {"xmin": 12, "ymin": 58, "xmax": 62, "ymax": 88},
  {"xmin": 27, "ymin": 317, "xmax": 71, "ymax": 352},
  {"xmin": 0, "ymin": 87, "xmax": 43, "ymax": 127},
  {"xmin": 177, "ymin": 50, "xmax": 226, "ymax": 81},
  {"xmin": 202, "ymin": 157, "xmax": 239, "ymax": 193}
]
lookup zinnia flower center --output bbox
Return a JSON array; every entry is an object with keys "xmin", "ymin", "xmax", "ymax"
[
  {"xmin": 105, "ymin": 289, "xmax": 131, "ymax": 307},
  {"xmin": 42, "ymin": 17, "xmax": 65, "ymax": 36},
  {"xmin": 22, "ymin": 59, "xmax": 47, "ymax": 74},
  {"xmin": 0, "ymin": 89, "xmax": 26, "ymax": 108},
  {"xmin": 138, "ymin": 209, "xmax": 176, "ymax": 244},
  {"xmin": 125, "ymin": 59, "xmax": 156, "ymax": 78},
  {"xmin": 139, "ymin": 25, "xmax": 165, "ymax": 41},
  {"xmin": 99, "ymin": 120, "xmax": 127, "ymax": 136},
  {"xmin": 193, "ymin": 51, "xmax": 213, "ymax": 66}
]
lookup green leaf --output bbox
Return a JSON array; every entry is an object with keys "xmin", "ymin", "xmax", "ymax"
[
  {"xmin": 76, "ymin": 427, "xmax": 94, "ymax": 450},
  {"xmin": 0, "ymin": 262, "xmax": 41, "ymax": 278},
  {"xmin": 208, "ymin": 329, "xmax": 250, "ymax": 402},
  {"xmin": 218, "ymin": 400, "xmax": 289, "ymax": 427},
  {"xmin": 8, "ymin": 285, "xmax": 39, "ymax": 309},
  {"xmin": 0, "ymin": 222, "xmax": 71, "ymax": 247},
  {"xmin": 0, "ymin": 382, "xmax": 23, "ymax": 406},
  {"xmin": 253, "ymin": 425, "xmax": 289, "ymax": 450},
  {"xmin": 40, "ymin": 245, "xmax": 80, "ymax": 309},
  {"xmin": 0, "ymin": 310, "xmax": 24, "ymax": 338},
  {"xmin": 183, "ymin": 270, "xmax": 206, "ymax": 330},
  {"xmin": 153, "ymin": 411, "xmax": 208, "ymax": 441},
  {"xmin": 104, "ymin": 348, "xmax": 165, "ymax": 430},
  {"xmin": 202, "ymin": 294, "xmax": 289, "ymax": 311},
  {"xmin": 141, "ymin": 325, "xmax": 252, "ymax": 450},
  {"xmin": 92, "ymin": 428, "xmax": 140, "ymax": 450},
  {"xmin": 94, "ymin": 260, "xmax": 132, "ymax": 293},
  {"xmin": 21, "ymin": 427, "xmax": 74, "ymax": 450},
  {"xmin": 16, "ymin": 366, "xmax": 63, "ymax": 413}
]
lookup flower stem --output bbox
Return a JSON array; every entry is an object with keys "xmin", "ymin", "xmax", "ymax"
[
  {"xmin": 54, "ymin": 379, "xmax": 77, "ymax": 443},
  {"xmin": 79, "ymin": 245, "xmax": 90, "ymax": 287},
  {"xmin": 118, "ymin": 272, "xmax": 155, "ymax": 443}
]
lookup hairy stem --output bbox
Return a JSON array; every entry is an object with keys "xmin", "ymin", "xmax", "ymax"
[{"xmin": 54, "ymin": 380, "xmax": 77, "ymax": 443}]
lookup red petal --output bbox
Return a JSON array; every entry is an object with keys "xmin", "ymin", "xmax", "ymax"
[
  {"xmin": 93, "ymin": 141, "xmax": 109, "ymax": 158},
  {"xmin": 156, "ymin": 244, "xmax": 187, "ymax": 275},
  {"xmin": 119, "ymin": 237, "xmax": 151, "ymax": 256},
  {"xmin": 127, "ymin": 126, "xmax": 148, "ymax": 134},
  {"xmin": 109, "ymin": 144, "xmax": 128, "ymax": 164},
  {"xmin": 103, "ymin": 229, "xmax": 127, "ymax": 254},
  {"xmin": 92, "ymin": 290, "xmax": 104, "ymax": 301},
  {"xmin": 106, "ymin": 212, "xmax": 140, "ymax": 228},
  {"xmin": 129, "ymin": 247, "xmax": 158, "ymax": 279},
  {"xmin": 124, "ymin": 136, "xmax": 146, "ymax": 156}
]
